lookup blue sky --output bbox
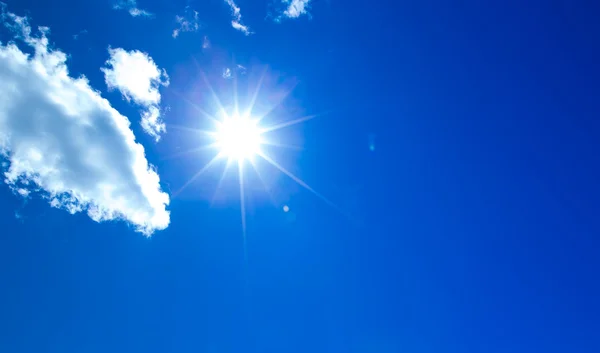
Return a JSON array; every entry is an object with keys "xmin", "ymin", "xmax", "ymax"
[{"xmin": 1, "ymin": 0, "xmax": 600, "ymax": 352}]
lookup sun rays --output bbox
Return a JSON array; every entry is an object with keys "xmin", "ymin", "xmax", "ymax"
[{"xmin": 169, "ymin": 65, "xmax": 334, "ymax": 251}]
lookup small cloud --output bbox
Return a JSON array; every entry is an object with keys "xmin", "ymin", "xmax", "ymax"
[
  {"xmin": 16, "ymin": 188, "xmax": 30, "ymax": 197},
  {"xmin": 224, "ymin": 0, "xmax": 252, "ymax": 35},
  {"xmin": 101, "ymin": 48, "xmax": 168, "ymax": 105},
  {"xmin": 101, "ymin": 48, "xmax": 169, "ymax": 141},
  {"xmin": 113, "ymin": 0, "xmax": 153, "ymax": 18},
  {"xmin": 202, "ymin": 35, "xmax": 210, "ymax": 49},
  {"xmin": 172, "ymin": 7, "xmax": 200, "ymax": 38},
  {"xmin": 222, "ymin": 65, "xmax": 246, "ymax": 79},
  {"xmin": 225, "ymin": 0, "xmax": 241, "ymax": 19},
  {"xmin": 72, "ymin": 29, "xmax": 87, "ymax": 40},
  {"xmin": 0, "ymin": 7, "xmax": 170, "ymax": 235},
  {"xmin": 274, "ymin": 0, "xmax": 311, "ymax": 21},
  {"xmin": 283, "ymin": 0, "xmax": 310, "ymax": 18},
  {"xmin": 231, "ymin": 20, "xmax": 251, "ymax": 35},
  {"xmin": 140, "ymin": 106, "xmax": 166, "ymax": 141},
  {"xmin": 129, "ymin": 7, "xmax": 152, "ymax": 17}
]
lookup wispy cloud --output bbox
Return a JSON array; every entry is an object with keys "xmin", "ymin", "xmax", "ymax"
[
  {"xmin": 224, "ymin": 0, "xmax": 252, "ymax": 35},
  {"xmin": 172, "ymin": 6, "xmax": 200, "ymax": 38},
  {"xmin": 72, "ymin": 29, "xmax": 87, "ymax": 40},
  {"xmin": 224, "ymin": 0, "xmax": 241, "ymax": 21},
  {"xmin": 202, "ymin": 35, "xmax": 210, "ymax": 49},
  {"xmin": 0, "ymin": 8, "xmax": 170, "ymax": 235},
  {"xmin": 236, "ymin": 64, "xmax": 247, "ymax": 75},
  {"xmin": 222, "ymin": 65, "xmax": 247, "ymax": 79},
  {"xmin": 231, "ymin": 20, "xmax": 251, "ymax": 35},
  {"xmin": 101, "ymin": 48, "xmax": 169, "ymax": 141},
  {"xmin": 222, "ymin": 67, "xmax": 232, "ymax": 79},
  {"xmin": 113, "ymin": 0, "xmax": 153, "ymax": 18}
]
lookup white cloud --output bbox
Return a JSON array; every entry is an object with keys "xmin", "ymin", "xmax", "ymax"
[
  {"xmin": 101, "ymin": 48, "xmax": 169, "ymax": 141},
  {"xmin": 231, "ymin": 20, "xmax": 251, "ymax": 35},
  {"xmin": 0, "ymin": 8, "xmax": 170, "ymax": 235},
  {"xmin": 202, "ymin": 35, "xmax": 210, "ymax": 49},
  {"xmin": 279, "ymin": 0, "xmax": 311, "ymax": 19},
  {"xmin": 172, "ymin": 7, "xmax": 200, "ymax": 38},
  {"xmin": 225, "ymin": 0, "xmax": 241, "ymax": 20},
  {"xmin": 284, "ymin": 0, "xmax": 310, "ymax": 18},
  {"xmin": 113, "ymin": 0, "xmax": 153, "ymax": 18},
  {"xmin": 140, "ymin": 106, "xmax": 166, "ymax": 141},
  {"xmin": 129, "ymin": 8, "xmax": 152, "ymax": 17},
  {"xmin": 16, "ymin": 188, "xmax": 29, "ymax": 197},
  {"xmin": 102, "ymin": 48, "xmax": 168, "ymax": 106},
  {"xmin": 224, "ymin": 0, "xmax": 252, "ymax": 35}
]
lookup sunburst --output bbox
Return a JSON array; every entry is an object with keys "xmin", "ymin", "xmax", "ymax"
[{"xmin": 170, "ymin": 66, "xmax": 333, "ymax": 259}]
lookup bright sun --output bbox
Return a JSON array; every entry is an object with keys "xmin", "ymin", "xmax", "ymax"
[
  {"xmin": 172, "ymin": 69, "xmax": 335, "ymax": 239},
  {"xmin": 173, "ymin": 90, "xmax": 336, "ymax": 256},
  {"xmin": 214, "ymin": 114, "xmax": 263, "ymax": 161}
]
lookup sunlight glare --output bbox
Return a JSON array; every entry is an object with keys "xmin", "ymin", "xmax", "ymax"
[
  {"xmin": 215, "ymin": 114, "xmax": 263, "ymax": 161},
  {"xmin": 172, "ymin": 67, "xmax": 340, "ymax": 249}
]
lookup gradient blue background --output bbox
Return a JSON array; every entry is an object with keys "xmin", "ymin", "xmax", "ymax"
[{"xmin": 1, "ymin": 0, "xmax": 600, "ymax": 352}]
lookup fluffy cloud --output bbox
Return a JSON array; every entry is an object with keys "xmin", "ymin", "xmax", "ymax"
[
  {"xmin": 113, "ymin": 0, "xmax": 153, "ymax": 18},
  {"xmin": 283, "ymin": 0, "xmax": 310, "ymax": 18},
  {"xmin": 102, "ymin": 48, "xmax": 167, "ymax": 106},
  {"xmin": 101, "ymin": 48, "xmax": 169, "ymax": 141},
  {"xmin": 224, "ymin": 0, "xmax": 252, "ymax": 35},
  {"xmin": 0, "ymin": 9, "xmax": 170, "ymax": 235},
  {"xmin": 172, "ymin": 7, "xmax": 200, "ymax": 38}
]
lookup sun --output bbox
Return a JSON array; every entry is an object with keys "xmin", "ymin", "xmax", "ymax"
[
  {"xmin": 214, "ymin": 113, "xmax": 263, "ymax": 161},
  {"xmin": 171, "ymin": 67, "xmax": 338, "ymax": 249}
]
